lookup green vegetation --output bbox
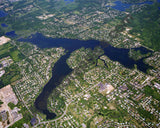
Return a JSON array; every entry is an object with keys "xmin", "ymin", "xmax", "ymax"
[
  {"xmin": 10, "ymin": 50, "xmax": 24, "ymax": 62},
  {"xmin": 48, "ymin": 89, "xmax": 66, "ymax": 118},
  {"xmin": 129, "ymin": 49, "xmax": 151, "ymax": 61},
  {"xmin": 122, "ymin": 0, "xmax": 153, "ymax": 4},
  {"xmin": 0, "ymin": 64, "xmax": 22, "ymax": 87},
  {"xmin": 97, "ymin": 59, "xmax": 105, "ymax": 66},
  {"xmin": 99, "ymin": 107, "xmax": 128, "ymax": 121},
  {"xmin": 138, "ymin": 107, "xmax": 156, "ymax": 121},
  {"xmin": 129, "ymin": 3, "xmax": 160, "ymax": 51},
  {"xmin": 9, "ymin": 102, "xmax": 32, "ymax": 128},
  {"xmin": 9, "ymin": 116, "xmax": 31, "ymax": 128},
  {"xmin": 144, "ymin": 85, "xmax": 160, "ymax": 101},
  {"xmin": 0, "ymin": 100, "xmax": 3, "ymax": 105},
  {"xmin": 0, "ymin": 43, "xmax": 13, "ymax": 59},
  {"xmin": 0, "ymin": 43, "xmax": 24, "ymax": 62},
  {"xmin": 0, "ymin": 42, "xmax": 24, "ymax": 87},
  {"xmin": 8, "ymin": 102, "xmax": 16, "ymax": 110},
  {"xmin": 0, "ymin": 27, "xmax": 5, "ymax": 36}
]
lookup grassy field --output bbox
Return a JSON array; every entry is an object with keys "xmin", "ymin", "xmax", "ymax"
[
  {"xmin": 0, "ymin": 42, "xmax": 24, "ymax": 87},
  {"xmin": 0, "ymin": 42, "xmax": 24, "ymax": 62},
  {"xmin": 10, "ymin": 50, "xmax": 22, "ymax": 62}
]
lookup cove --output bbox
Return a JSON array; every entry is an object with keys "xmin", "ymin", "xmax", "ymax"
[{"xmin": 19, "ymin": 33, "xmax": 152, "ymax": 119}]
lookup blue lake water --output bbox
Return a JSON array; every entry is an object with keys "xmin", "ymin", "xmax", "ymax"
[
  {"xmin": 157, "ymin": 0, "xmax": 160, "ymax": 10},
  {"xmin": 0, "ymin": 10, "xmax": 7, "ymax": 17},
  {"xmin": 64, "ymin": 0, "xmax": 74, "ymax": 2},
  {"xmin": 5, "ymin": 31, "xmax": 17, "ymax": 37},
  {"xmin": 110, "ymin": 1, "xmax": 153, "ymax": 11},
  {"xmin": 111, "ymin": 1, "xmax": 131, "ymax": 11},
  {"xmin": 1, "ymin": 23, "xmax": 8, "ymax": 27},
  {"xmin": 64, "ymin": 0, "xmax": 74, "ymax": 4},
  {"xmin": 19, "ymin": 33, "xmax": 153, "ymax": 120}
]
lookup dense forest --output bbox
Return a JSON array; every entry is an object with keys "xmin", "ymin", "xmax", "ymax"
[{"xmin": 129, "ymin": 2, "xmax": 160, "ymax": 51}]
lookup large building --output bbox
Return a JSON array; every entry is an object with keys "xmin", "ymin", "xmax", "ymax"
[
  {"xmin": 98, "ymin": 83, "xmax": 114, "ymax": 94},
  {"xmin": 0, "ymin": 85, "xmax": 22, "ymax": 128}
]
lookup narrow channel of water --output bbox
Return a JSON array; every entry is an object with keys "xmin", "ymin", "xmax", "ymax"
[{"xmin": 35, "ymin": 52, "xmax": 72, "ymax": 119}]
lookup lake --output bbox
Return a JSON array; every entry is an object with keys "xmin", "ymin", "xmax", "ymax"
[
  {"xmin": 19, "ymin": 33, "xmax": 152, "ymax": 119},
  {"xmin": 64, "ymin": 0, "xmax": 74, "ymax": 4},
  {"xmin": 110, "ymin": 1, "xmax": 153, "ymax": 11},
  {"xmin": 1, "ymin": 23, "xmax": 8, "ymax": 27},
  {"xmin": 0, "ymin": 10, "xmax": 7, "ymax": 17},
  {"xmin": 5, "ymin": 31, "xmax": 17, "ymax": 37},
  {"xmin": 64, "ymin": 0, "xmax": 74, "ymax": 2}
]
